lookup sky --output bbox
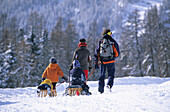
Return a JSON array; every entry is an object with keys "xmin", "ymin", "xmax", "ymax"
[{"xmin": 0, "ymin": 77, "xmax": 170, "ymax": 112}]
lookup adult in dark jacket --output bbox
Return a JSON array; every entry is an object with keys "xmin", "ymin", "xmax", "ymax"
[
  {"xmin": 70, "ymin": 60, "xmax": 91, "ymax": 95},
  {"xmin": 71, "ymin": 38, "xmax": 92, "ymax": 81},
  {"xmin": 94, "ymin": 28, "xmax": 120, "ymax": 94}
]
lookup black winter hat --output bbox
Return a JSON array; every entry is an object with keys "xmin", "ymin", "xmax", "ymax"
[
  {"xmin": 102, "ymin": 28, "xmax": 111, "ymax": 35},
  {"xmin": 50, "ymin": 57, "xmax": 57, "ymax": 64},
  {"xmin": 80, "ymin": 38, "xmax": 86, "ymax": 42}
]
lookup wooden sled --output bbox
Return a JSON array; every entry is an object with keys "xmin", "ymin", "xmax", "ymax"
[
  {"xmin": 51, "ymin": 89, "xmax": 57, "ymax": 97},
  {"xmin": 68, "ymin": 85, "xmax": 83, "ymax": 96},
  {"xmin": 38, "ymin": 89, "xmax": 57, "ymax": 97}
]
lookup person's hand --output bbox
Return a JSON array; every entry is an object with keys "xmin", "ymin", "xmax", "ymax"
[
  {"xmin": 95, "ymin": 64, "xmax": 99, "ymax": 69},
  {"xmin": 69, "ymin": 64, "xmax": 73, "ymax": 71},
  {"xmin": 89, "ymin": 66, "xmax": 92, "ymax": 72},
  {"xmin": 42, "ymin": 78, "xmax": 46, "ymax": 81},
  {"xmin": 62, "ymin": 76, "xmax": 68, "ymax": 82}
]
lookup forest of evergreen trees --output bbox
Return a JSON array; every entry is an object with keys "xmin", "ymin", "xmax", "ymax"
[{"xmin": 0, "ymin": 0, "xmax": 169, "ymax": 88}]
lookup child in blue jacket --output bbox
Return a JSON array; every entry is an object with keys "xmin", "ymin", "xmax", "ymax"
[{"xmin": 70, "ymin": 60, "xmax": 91, "ymax": 95}]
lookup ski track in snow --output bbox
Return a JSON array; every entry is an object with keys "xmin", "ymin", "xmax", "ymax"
[{"xmin": 0, "ymin": 77, "xmax": 170, "ymax": 112}]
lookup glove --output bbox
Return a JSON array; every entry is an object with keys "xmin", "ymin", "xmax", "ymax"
[
  {"xmin": 42, "ymin": 78, "xmax": 46, "ymax": 81},
  {"xmin": 89, "ymin": 66, "xmax": 92, "ymax": 72},
  {"xmin": 69, "ymin": 64, "xmax": 73, "ymax": 71},
  {"xmin": 62, "ymin": 76, "xmax": 68, "ymax": 82},
  {"xmin": 95, "ymin": 64, "xmax": 99, "ymax": 69}
]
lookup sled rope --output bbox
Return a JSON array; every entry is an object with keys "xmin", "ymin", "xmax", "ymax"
[
  {"xmin": 56, "ymin": 81, "xmax": 65, "ymax": 87},
  {"xmin": 87, "ymin": 68, "xmax": 95, "ymax": 80},
  {"xmin": 87, "ymin": 63, "xmax": 100, "ymax": 81}
]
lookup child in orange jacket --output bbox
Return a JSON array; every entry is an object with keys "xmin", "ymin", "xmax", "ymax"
[{"xmin": 42, "ymin": 57, "xmax": 67, "ymax": 90}]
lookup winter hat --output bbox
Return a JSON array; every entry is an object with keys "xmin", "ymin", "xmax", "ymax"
[
  {"xmin": 79, "ymin": 38, "xmax": 86, "ymax": 42},
  {"xmin": 102, "ymin": 28, "xmax": 112, "ymax": 35},
  {"xmin": 78, "ymin": 38, "xmax": 87, "ymax": 48},
  {"xmin": 50, "ymin": 57, "xmax": 57, "ymax": 64},
  {"xmin": 73, "ymin": 60, "xmax": 80, "ymax": 68}
]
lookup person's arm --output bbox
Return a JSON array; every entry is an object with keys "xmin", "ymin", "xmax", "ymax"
[
  {"xmin": 56, "ymin": 65, "xmax": 67, "ymax": 82},
  {"xmin": 112, "ymin": 39, "xmax": 120, "ymax": 58},
  {"xmin": 70, "ymin": 49, "xmax": 78, "ymax": 70},
  {"xmin": 42, "ymin": 68, "xmax": 48, "ymax": 80},
  {"xmin": 94, "ymin": 40, "xmax": 101, "ymax": 68},
  {"xmin": 88, "ymin": 50, "xmax": 93, "ymax": 71}
]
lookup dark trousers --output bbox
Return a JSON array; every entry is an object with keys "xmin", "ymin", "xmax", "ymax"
[
  {"xmin": 52, "ymin": 82, "xmax": 57, "ymax": 90},
  {"xmin": 98, "ymin": 62, "xmax": 115, "ymax": 93}
]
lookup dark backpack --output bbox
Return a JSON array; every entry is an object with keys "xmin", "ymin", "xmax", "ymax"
[{"xmin": 99, "ymin": 38, "xmax": 114, "ymax": 58}]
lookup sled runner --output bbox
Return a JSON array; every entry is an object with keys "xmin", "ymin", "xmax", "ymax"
[
  {"xmin": 38, "ymin": 89, "xmax": 57, "ymax": 97},
  {"xmin": 63, "ymin": 85, "xmax": 83, "ymax": 96},
  {"xmin": 38, "ymin": 90, "xmax": 48, "ymax": 97}
]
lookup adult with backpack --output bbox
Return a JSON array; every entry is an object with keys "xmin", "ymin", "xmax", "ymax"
[
  {"xmin": 94, "ymin": 28, "xmax": 120, "ymax": 94},
  {"xmin": 71, "ymin": 38, "xmax": 92, "ymax": 82}
]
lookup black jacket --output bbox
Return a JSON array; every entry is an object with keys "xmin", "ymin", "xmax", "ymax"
[{"xmin": 70, "ymin": 67, "xmax": 86, "ymax": 85}]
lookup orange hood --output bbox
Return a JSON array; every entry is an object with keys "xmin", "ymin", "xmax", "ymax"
[{"xmin": 49, "ymin": 63, "xmax": 57, "ymax": 70}]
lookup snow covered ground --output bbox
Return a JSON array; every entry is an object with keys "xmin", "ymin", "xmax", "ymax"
[
  {"xmin": 0, "ymin": 77, "xmax": 170, "ymax": 112},
  {"xmin": 127, "ymin": 0, "xmax": 163, "ymax": 19}
]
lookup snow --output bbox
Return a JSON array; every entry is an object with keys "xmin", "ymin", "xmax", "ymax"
[
  {"xmin": 0, "ymin": 77, "xmax": 170, "ymax": 112},
  {"xmin": 127, "ymin": 0, "xmax": 163, "ymax": 19}
]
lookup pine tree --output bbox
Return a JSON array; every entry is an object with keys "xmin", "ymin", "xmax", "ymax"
[
  {"xmin": 24, "ymin": 11, "xmax": 46, "ymax": 86},
  {"xmin": 63, "ymin": 19, "xmax": 78, "ymax": 74},
  {"xmin": 87, "ymin": 20, "xmax": 100, "ymax": 80},
  {"xmin": 0, "ymin": 13, "xmax": 8, "ymax": 52},
  {"xmin": 119, "ymin": 9, "xmax": 143, "ymax": 77},
  {"xmin": 158, "ymin": 0, "xmax": 170, "ymax": 77},
  {"xmin": 16, "ymin": 36, "xmax": 32, "ymax": 87},
  {"xmin": 50, "ymin": 16, "xmax": 64, "ymax": 62},
  {"xmin": 0, "ymin": 15, "xmax": 19, "ymax": 88},
  {"xmin": 40, "ymin": 29, "xmax": 52, "ymax": 72},
  {"xmin": 143, "ymin": 6, "xmax": 160, "ymax": 76}
]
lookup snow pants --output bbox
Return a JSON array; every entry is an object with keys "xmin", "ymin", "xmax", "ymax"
[
  {"xmin": 83, "ymin": 70, "xmax": 88, "ymax": 81},
  {"xmin": 98, "ymin": 62, "xmax": 115, "ymax": 93}
]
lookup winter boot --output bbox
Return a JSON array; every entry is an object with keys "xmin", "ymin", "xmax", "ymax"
[{"xmin": 106, "ymin": 85, "xmax": 112, "ymax": 92}]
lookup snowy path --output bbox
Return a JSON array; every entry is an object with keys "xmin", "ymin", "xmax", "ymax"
[{"xmin": 0, "ymin": 77, "xmax": 170, "ymax": 112}]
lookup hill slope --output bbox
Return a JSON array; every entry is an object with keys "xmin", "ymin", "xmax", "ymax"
[
  {"xmin": 0, "ymin": 0, "xmax": 163, "ymax": 37},
  {"xmin": 0, "ymin": 77, "xmax": 170, "ymax": 112}
]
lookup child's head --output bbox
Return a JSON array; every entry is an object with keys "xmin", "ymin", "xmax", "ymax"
[
  {"xmin": 73, "ymin": 60, "xmax": 80, "ymax": 68},
  {"xmin": 49, "ymin": 57, "xmax": 57, "ymax": 64}
]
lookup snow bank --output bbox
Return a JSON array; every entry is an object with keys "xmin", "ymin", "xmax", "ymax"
[{"xmin": 0, "ymin": 77, "xmax": 170, "ymax": 112}]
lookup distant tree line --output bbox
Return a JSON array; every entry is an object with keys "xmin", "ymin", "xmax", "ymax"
[
  {"xmin": 0, "ymin": 0, "xmax": 169, "ymax": 88},
  {"xmin": 117, "ymin": 0, "xmax": 169, "ymax": 78},
  {"xmin": 0, "ymin": 11, "xmax": 79, "ymax": 88}
]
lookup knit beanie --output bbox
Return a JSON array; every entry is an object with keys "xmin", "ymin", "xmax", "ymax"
[
  {"xmin": 50, "ymin": 57, "xmax": 57, "ymax": 64},
  {"xmin": 79, "ymin": 38, "xmax": 86, "ymax": 42}
]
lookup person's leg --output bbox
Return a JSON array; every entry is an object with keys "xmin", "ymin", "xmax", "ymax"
[
  {"xmin": 81, "ymin": 83, "xmax": 91, "ymax": 95},
  {"xmin": 98, "ymin": 64, "xmax": 106, "ymax": 93},
  {"xmin": 52, "ymin": 82, "xmax": 57, "ymax": 90},
  {"xmin": 107, "ymin": 63, "xmax": 115, "ymax": 88},
  {"xmin": 83, "ymin": 70, "xmax": 88, "ymax": 81}
]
